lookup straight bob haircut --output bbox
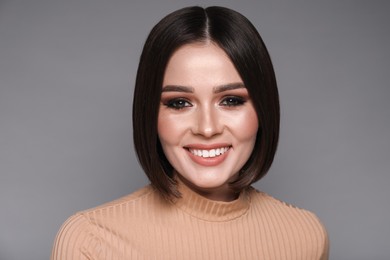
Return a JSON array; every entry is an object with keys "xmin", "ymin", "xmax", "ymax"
[{"xmin": 133, "ymin": 6, "xmax": 279, "ymax": 199}]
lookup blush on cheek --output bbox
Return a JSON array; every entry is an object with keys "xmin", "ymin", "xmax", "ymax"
[
  {"xmin": 157, "ymin": 110, "xmax": 170, "ymax": 128},
  {"xmin": 246, "ymin": 116, "xmax": 259, "ymax": 137},
  {"xmin": 234, "ymin": 108, "xmax": 259, "ymax": 139},
  {"xmin": 158, "ymin": 113, "xmax": 186, "ymax": 145}
]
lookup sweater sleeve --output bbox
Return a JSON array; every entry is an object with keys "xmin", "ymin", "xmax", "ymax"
[
  {"xmin": 51, "ymin": 213, "xmax": 101, "ymax": 260},
  {"xmin": 311, "ymin": 211, "xmax": 329, "ymax": 260},
  {"xmin": 320, "ymin": 227, "xmax": 330, "ymax": 260}
]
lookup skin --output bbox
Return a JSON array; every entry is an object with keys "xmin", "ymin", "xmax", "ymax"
[{"xmin": 158, "ymin": 42, "xmax": 258, "ymax": 202}]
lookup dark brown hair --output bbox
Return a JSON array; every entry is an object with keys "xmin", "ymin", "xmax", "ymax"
[{"xmin": 133, "ymin": 6, "xmax": 279, "ymax": 199}]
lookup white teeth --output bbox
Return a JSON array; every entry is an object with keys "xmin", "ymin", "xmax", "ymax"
[{"xmin": 189, "ymin": 147, "xmax": 230, "ymax": 158}]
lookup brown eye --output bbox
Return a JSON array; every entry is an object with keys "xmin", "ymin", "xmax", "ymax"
[
  {"xmin": 165, "ymin": 99, "xmax": 192, "ymax": 110},
  {"xmin": 220, "ymin": 96, "xmax": 245, "ymax": 107}
]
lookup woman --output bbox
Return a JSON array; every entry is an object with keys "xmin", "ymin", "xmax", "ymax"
[{"xmin": 52, "ymin": 6, "xmax": 329, "ymax": 259}]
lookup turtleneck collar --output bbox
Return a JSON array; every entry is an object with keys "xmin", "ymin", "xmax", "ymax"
[{"xmin": 172, "ymin": 179, "xmax": 251, "ymax": 222}]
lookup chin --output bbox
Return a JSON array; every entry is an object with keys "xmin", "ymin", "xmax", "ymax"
[{"xmin": 187, "ymin": 174, "xmax": 234, "ymax": 190}]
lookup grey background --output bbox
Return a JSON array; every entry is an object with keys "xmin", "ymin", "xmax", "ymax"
[{"xmin": 1, "ymin": 0, "xmax": 389, "ymax": 259}]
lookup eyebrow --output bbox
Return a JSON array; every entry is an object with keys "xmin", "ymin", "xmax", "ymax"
[
  {"xmin": 161, "ymin": 83, "xmax": 245, "ymax": 93},
  {"xmin": 213, "ymin": 83, "xmax": 245, "ymax": 93},
  {"xmin": 161, "ymin": 85, "xmax": 194, "ymax": 93}
]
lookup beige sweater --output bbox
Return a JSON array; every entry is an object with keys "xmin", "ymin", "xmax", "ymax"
[{"xmin": 52, "ymin": 182, "xmax": 329, "ymax": 259}]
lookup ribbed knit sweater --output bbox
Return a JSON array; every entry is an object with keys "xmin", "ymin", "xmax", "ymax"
[{"xmin": 52, "ymin": 181, "xmax": 329, "ymax": 259}]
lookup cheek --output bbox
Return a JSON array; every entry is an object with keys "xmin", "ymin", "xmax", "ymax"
[
  {"xmin": 157, "ymin": 112, "xmax": 186, "ymax": 145},
  {"xmin": 157, "ymin": 114, "xmax": 170, "ymax": 144},
  {"xmin": 229, "ymin": 107, "xmax": 259, "ymax": 140},
  {"xmin": 247, "ymin": 113, "xmax": 259, "ymax": 138}
]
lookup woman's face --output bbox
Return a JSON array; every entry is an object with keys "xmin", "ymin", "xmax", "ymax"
[{"xmin": 158, "ymin": 43, "xmax": 258, "ymax": 201}]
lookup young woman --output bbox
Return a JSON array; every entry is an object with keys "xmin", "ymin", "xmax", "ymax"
[{"xmin": 52, "ymin": 6, "xmax": 329, "ymax": 259}]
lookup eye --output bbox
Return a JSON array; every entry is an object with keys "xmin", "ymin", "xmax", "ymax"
[
  {"xmin": 164, "ymin": 98, "xmax": 192, "ymax": 110},
  {"xmin": 220, "ymin": 96, "xmax": 246, "ymax": 107}
]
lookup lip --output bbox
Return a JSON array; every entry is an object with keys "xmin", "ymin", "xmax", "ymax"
[{"xmin": 184, "ymin": 143, "xmax": 231, "ymax": 167}]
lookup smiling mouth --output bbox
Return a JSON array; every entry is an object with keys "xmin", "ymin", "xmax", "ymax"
[{"xmin": 187, "ymin": 147, "xmax": 231, "ymax": 158}]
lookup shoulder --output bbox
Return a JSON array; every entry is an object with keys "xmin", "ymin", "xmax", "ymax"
[
  {"xmin": 81, "ymin": 184, "xmax": 156, "ymax": 213},
  {"xmin": 51, "ymin": 185, "xmax": 157, "ymax": 259},
  {"xmin": 71, "ymin": 184, "xmax": 161, "ymax": 226},
  {"xmin": 248, "ymin": 186, "xmax": 326, "ymax": 223},
  {"xmin": 247, "ymin": 187, "xmax": 330, "ymax": 259},
  {"xmin": 247, "ymin": 187, "xmax": 328, "ymax": 234},
  {"xmin": 51, "ymin": 211, "xmax": 98, "ymax": 259}
]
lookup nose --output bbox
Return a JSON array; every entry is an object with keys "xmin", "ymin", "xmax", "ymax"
[{"xmin": 192, "ymin": 106, "xmax": 223, "ymax": 138}]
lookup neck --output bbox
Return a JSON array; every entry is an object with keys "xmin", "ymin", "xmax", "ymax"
[{"xmin": 173, "ymin": 177, "xmax": 251, "ymax": 221}]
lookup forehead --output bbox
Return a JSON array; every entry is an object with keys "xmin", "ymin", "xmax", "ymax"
[{"xmin": 163, "ymin": 43, "xmax": 243, "ymax": 87}]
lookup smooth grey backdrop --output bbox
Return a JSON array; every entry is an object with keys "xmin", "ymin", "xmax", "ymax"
[{"xmin": 1, "ymin": 1, "xmax": 389, "ymax": 259}]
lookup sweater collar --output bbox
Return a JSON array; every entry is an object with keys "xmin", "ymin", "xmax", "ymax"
[{"xmin": 173, "ymin": 179, "xmax": 251, "ymax": 222}]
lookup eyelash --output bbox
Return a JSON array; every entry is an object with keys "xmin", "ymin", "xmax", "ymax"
[
  {"xmin": 165, "ymin": 98, "xmax": 192, "ymax": 110},
  {"xmin": 220, "ymin": 96, "xmax": 246, "ymax": 107},
  {"xmin": 164, "ymin": 96, "xmax": 246, "ymax": 110}
]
